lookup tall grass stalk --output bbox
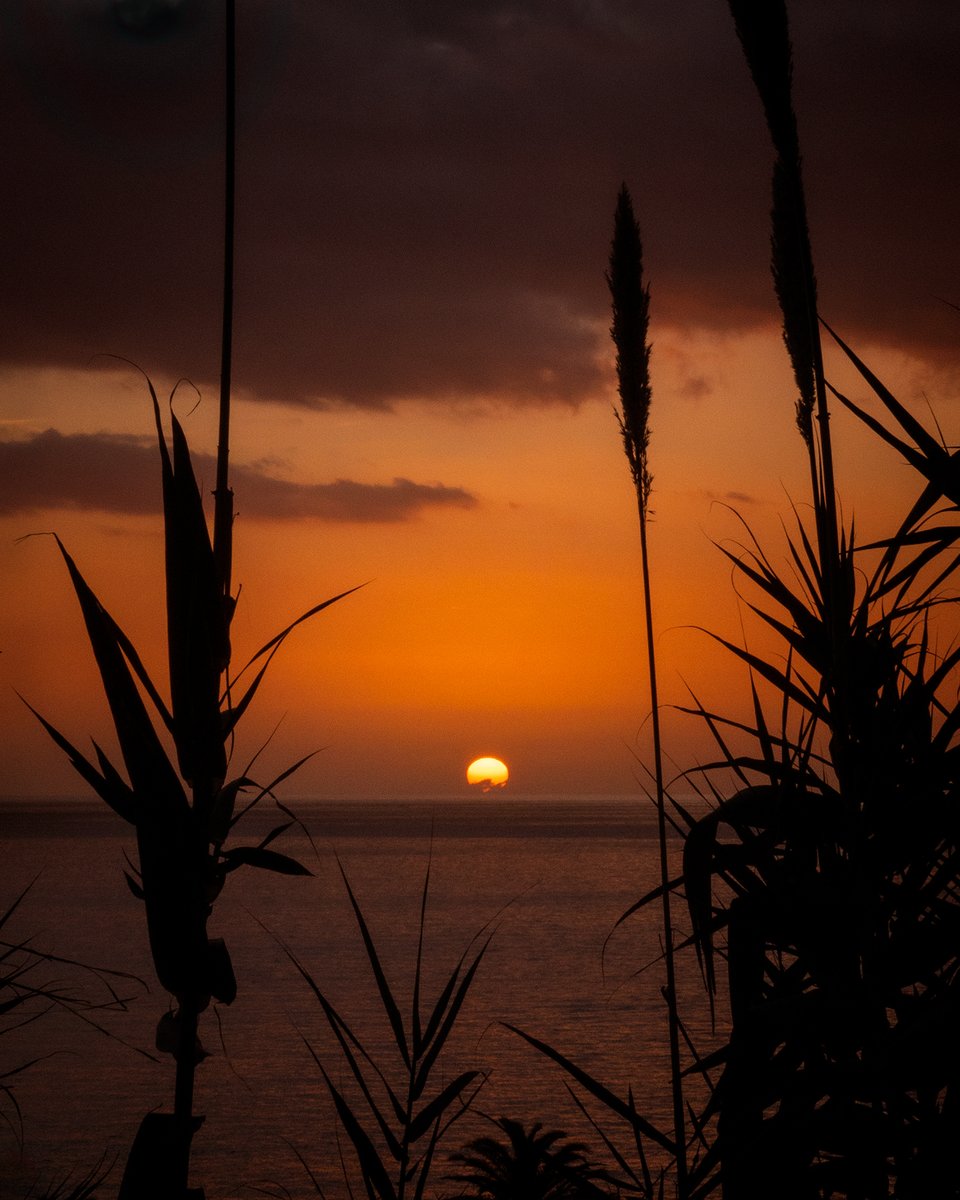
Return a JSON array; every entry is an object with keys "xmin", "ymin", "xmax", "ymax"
[
  {"xmin": 506, "ymin": 189, "xmax": 692, "ymax": 1195},
  {"xmin": 609, "ymin": 185, "xmax": 687, "ymax": 1199},
  {"xmin": 728, "ymin": 0, "xmax": 837, "ymax": 537},
  {"xmin": 727, "ymin": 0, "xmax": 847, "ymax": 708}
]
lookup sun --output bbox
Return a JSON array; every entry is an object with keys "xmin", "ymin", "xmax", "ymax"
[{"xmin": 466, "ymin": 756, "xmax": 509, "ymax": 791}]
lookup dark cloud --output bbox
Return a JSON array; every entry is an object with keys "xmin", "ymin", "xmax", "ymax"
[
  {"xmin": 1, "ymin": 1, "xmax": 957, "ymax": 409},
  {"xmin": 0, "ymin": 429, "xmax": 477, "ymax": 521},
  {"xmin": 231, "ymin": 471, "xmax": 478, "ymax": 523}
]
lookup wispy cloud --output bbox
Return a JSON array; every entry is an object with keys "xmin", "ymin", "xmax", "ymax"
[{"xmin": 0, "ymin": 429, "xmax": 478, "ymax": 522}]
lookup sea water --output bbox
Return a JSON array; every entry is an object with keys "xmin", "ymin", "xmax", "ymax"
[{"xmin": 0, "ymin": 797, "xmax": 709, "ymax": 1198}]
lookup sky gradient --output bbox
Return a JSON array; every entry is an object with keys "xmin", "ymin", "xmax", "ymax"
[{"xmin": 1, "ymin": 0, "xmax": 958, "ymax": 798}]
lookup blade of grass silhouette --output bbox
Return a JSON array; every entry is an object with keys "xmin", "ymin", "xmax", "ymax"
[
  {"xmin": 335, "ymin": 859, "xmax": 411, "ymax": 1071},
  {"xmin": 231, "ymin": 583, "xmax": 366, "ymax": 681},
  {"xmin": 219, "ymin": 846, "xmax": 312, "ymax": 876},
  {"xmin": 156, "ymin": 400, "xmax": 229, "ymax": 791},
  {"xmin": 229, "ymin": 751, "xmax": 321, "ymax": 829},
  {"xmin": 824, "ymin": 318, "xmax": 960, "ymax": 526},
  {"xmin": 320, "ymin": 1064, "xmax": 398, "ymax": 1200},
  {"xmin": 504, "ymin": 1023, "xmax": 676, "ymax": 1155},
  {"xmin": 17, "ymin": 697, "xmax": 137, "ymax": 824},
  {"xmin": 411, "ymin": 854, "xmax": 431, "ymax": 1057},
  {"xmin": 563, "ymin": 1080, "xmax": 654, "ymax": 1197},
  {"xmin": 411, "ymin": 940, "xmax": 489, "ymax": 1101},
  {"xmin": 221, "ymin": 585, "xmax": 365, "ymax": 741}
]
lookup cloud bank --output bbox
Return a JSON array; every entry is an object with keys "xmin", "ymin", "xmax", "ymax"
[
  {"xmin": 1, "ymin": 1, "xmax": 957, "ymax": 409},
  {"xmin": 0, "ymin": 429, "xmax": 477, "ymax": 521}
]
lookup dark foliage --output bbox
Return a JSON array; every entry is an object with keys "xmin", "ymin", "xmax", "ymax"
[
  {"xmin": 282, "ymin": 860, "xmax": 489, "ymax": 1200},
  {"xmin": 509, "ymin": 4, "xmax": 960, "ymax": 1199}
]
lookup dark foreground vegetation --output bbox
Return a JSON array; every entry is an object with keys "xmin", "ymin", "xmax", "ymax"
[
  {"xmin": 5, "ymin": 0, "xmax": 957, "ymax": 1197},
  {"xmin": 519, "ymin": 3, "xmax": 960, "ymax": 1198}
]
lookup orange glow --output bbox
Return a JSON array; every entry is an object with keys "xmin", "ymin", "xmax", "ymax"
[
  {"xmin": 466, "ymin": 756, "xmax": 509, "ymax": 790},
  {"xmin": 0, "ymin": 332, "xmax": 947, "ymax": 798}
]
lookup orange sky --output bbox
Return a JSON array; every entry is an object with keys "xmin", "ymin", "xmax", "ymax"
[
  {"xmin": 1, "ymin": 329, "xmax": 947, "ymax": 798},
  {"xmin": 1, "ymin": 2, "xmax": 957, "ymax": 798}
]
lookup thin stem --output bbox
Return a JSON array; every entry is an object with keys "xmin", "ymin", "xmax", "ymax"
[
  {"xmin": 609, "ymin": 185, "xmax": 687, "ymax": 1194},
  {"xmin": 638, "ymin": 500, "xmax": 688, "ymax": 1199},
  {"xmin": 213, "ymin": 0, "xmax": 236, "ymax": 612}
]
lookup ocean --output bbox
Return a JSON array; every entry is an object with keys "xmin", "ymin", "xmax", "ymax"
[{"xmin": 0, "ymin": 796, "xmax": 707, "ymax": 1198}]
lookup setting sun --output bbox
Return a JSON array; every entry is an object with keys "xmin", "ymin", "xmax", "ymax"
[{"xmin": 466, "ymin": 756, "xmax": 510, "ymax": 790}]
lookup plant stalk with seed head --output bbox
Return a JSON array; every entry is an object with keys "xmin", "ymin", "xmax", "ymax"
[{"xmin": 609, "ymin": 184, "xmax": 687, "ymax": 1198}]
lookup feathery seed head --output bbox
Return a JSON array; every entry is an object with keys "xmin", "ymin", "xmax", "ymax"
[
  {"xmin": 728, "ymin": 0, "xmax": 797, "ymax": 160},
  {"xmin": 730, "ymin": 0, "xmax": 818, "ymax": 447},
  {"xmin": 609, "ymin": 185, "xmax": 653, "ymax": 512}
]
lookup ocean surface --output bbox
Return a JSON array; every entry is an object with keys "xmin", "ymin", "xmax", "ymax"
[{"xmin": 0, "ymin": 796, "xmax": 711, "ymax": 1198}]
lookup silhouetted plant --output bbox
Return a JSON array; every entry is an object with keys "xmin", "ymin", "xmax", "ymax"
[
  {"xmin": 18, "ymin": 1156, "xmax": 113, "ymax": 1200},
  {"xmin": 1, "ymin": 882, "xmax": 147, "ymax": 1199},
  {"xmin": 446, "ymin": 1116, "xmax": 620, "ymax": 1200},
  {"xmin": 677, "ymin": 368, "xmax": 960, "ymax": 1198},
  {"xmin": 671, "ymin": 2, "xmax": 960, "ymax": 1197},
  {"xmin": 514, "ymin": 3, "xmax": 960, "ymax": 1198},
  {"xmin": 21, "ymin": 379, "xmax": 353, "ymax": 1200},
  {"xmin": 609, "ymin": 182, "xmax": 688, "ymax": 1197},
  {"xmin": 19, "ymin": 4, "xmax": 354, "ymax": 1195},
  {"xmin": 507, "ymin": 189, "xmax": 700, "ymax": 1200},
  {"xmin": 280, "ymin": 859, "xmax": 489, "ymax": 1200}
]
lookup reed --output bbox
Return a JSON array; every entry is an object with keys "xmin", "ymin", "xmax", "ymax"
[
  {"xmin": 505, "ymin": 190, "xmax": 705, "ymax": 1199},
  {"xmin": 672, "ymin": 2, "xmax": 960, "ymax": 1195},
  {"xmin": 20, "ymin": 5, "xmax": 354, "ymax": 1195},
  {"xmin": 512, "ymin": 3, "xmax": 959, "ymax": 1197},
  {"xmin": 608, "ymin": 184, "xmax": 687, "ymax": 1198}
]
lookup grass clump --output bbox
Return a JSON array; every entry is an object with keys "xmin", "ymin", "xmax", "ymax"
[
  {"xmin": 511, "ymin": 3, "xmax": 960, "ymax": 1198},
  {"xmin": 1, "ymin": 881, "xmax": 146, "ymax": 1198},
  {"xmin": 674, "ymin": 3, "xmax": 960, "ymax": 1195},
  {"xmin": 280, "ymin": 859, "xmax": 490, "ymax": 1200}
]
